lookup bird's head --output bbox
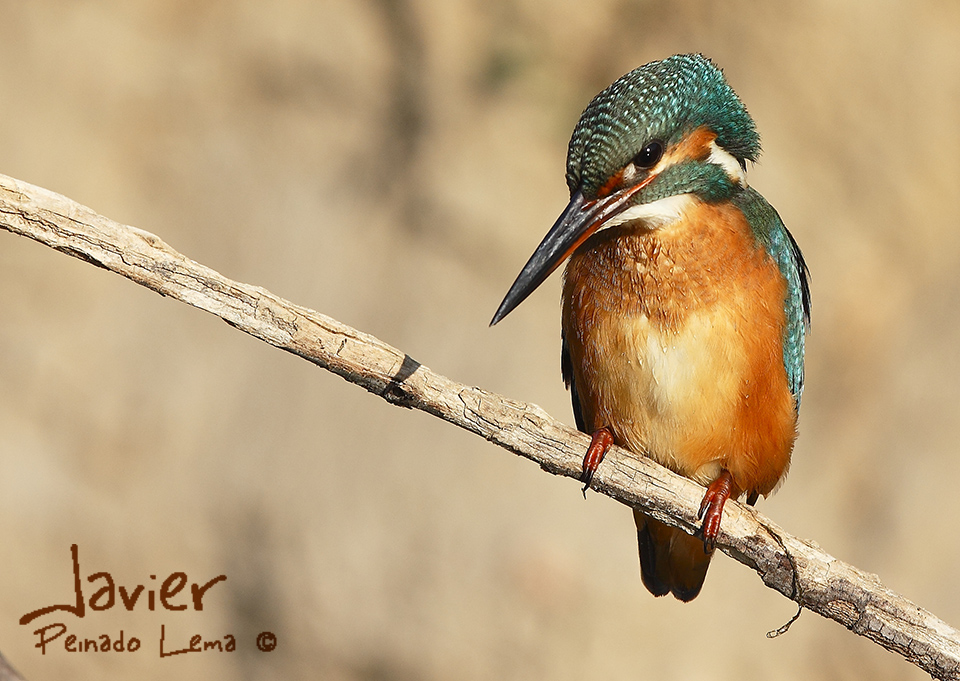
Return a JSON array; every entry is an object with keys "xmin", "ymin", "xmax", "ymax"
[{"xmin": 492, "ymin": 54, "xmax": 760, "ymax": 325}]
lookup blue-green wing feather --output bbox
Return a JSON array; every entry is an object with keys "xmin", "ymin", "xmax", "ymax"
[{"xmin": 733, "ymin": 188, "xmax": 810, "ymax": 407}]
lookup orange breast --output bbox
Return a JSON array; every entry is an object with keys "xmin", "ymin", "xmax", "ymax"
[{"xmin": 561, "ymin": 199, "xmax": 797, "ymax": 498}]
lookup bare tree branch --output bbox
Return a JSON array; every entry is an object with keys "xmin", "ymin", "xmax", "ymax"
[{"xmin": 1, "ymin": 172, "xmax": 958, "ymax": 680}]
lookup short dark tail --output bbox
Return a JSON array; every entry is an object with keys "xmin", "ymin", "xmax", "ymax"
[{"xmin": 634, "ymin": 510, "xmax": 713, "ymax": 602}]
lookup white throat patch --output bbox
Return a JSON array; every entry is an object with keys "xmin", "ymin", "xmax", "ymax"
[{"xmin": 601, "ymin": 193, "xmax": 695, "ymax": 230}]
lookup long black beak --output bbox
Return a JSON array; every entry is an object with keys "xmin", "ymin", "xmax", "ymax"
[{"xmin": 490, "ymin": 181, "xmax": 649, "ymax": 325}]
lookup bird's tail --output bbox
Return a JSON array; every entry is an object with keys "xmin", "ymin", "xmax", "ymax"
[{"xmin": 634, "ymin": 510, "xmax": 712, "ymax": 602}]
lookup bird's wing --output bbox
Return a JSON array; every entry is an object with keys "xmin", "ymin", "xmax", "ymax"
[
  {"xmin": 733, "ymin": 187, "xmax": 811, "ymax": 406},
  {"xmin": 561, "ymin": 333, "xmax": 588, "ymax": 433}
]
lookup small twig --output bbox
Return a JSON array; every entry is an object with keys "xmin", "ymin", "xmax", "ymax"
[
  {"xmin": 767, "ymin": 605, "xmax": 804, "ymax": 639},
  {"xmin": 759, "ymin": 518, "xmax": 804, "ymax": 638},
  {"xmin": 1, "ymin": 173, "xmax": 959, "ymax": 680}
]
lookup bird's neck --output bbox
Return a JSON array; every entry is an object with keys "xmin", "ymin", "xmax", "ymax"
[{"xmin": 563, "ymin": 197, "xmax": 763, "ymax": 330}]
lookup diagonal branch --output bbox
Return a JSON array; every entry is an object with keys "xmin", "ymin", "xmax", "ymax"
[
  {"xmin": 0, "ymin": 650, "xmax": 26, "ymax": 681},
  {"xmin": 1, "ymin": 173, "xmax": 958, "ymax": 680}
]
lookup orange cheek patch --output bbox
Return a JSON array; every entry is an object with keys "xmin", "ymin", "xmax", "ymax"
[{"xmin": 662, "ymin": 126, "xmax": 716, "ymax": 166}]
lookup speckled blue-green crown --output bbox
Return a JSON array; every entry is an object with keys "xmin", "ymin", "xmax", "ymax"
[{"xmin": 566, "ymin": 54, "xmax": 760, "ymax": 197}]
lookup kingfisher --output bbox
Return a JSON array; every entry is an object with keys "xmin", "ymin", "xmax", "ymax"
[{"xmin": 491, "ymin": 54, "xmax": 809, "ymax": 601}]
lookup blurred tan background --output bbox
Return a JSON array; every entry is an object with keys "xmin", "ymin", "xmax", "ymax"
[{"xmin": 1, "ymin": 1, "xmax": 959, "ymax": 679}]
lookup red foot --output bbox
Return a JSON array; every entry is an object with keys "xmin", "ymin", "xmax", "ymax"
[
  {"xmin": 580, "ymin": 427, "xmax": 614, "ymax": 496},
  {"xmin": 697, "ymin": 470, "xmax": 734, "ymax": 553}
]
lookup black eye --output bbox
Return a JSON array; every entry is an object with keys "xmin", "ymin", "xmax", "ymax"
[{"xmin": 632, "ymin": 140, "xmax": 664, "ymax": 169}]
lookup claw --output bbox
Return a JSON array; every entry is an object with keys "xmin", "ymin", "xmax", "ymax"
[
  {"xmin": 698, "ymin": 470, "xmax": 734, "ymax": 553},
  {"xmin": 580, "ymin": 427, "xmax": 614, "ymax": 496}
]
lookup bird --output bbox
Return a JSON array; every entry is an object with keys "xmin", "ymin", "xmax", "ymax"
[{"xmin": 491, "ymin": 54, "xmax": 809, "ymax": 601}]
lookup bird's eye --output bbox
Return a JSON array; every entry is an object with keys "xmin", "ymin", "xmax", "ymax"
[{"xmin": 632, "ymin": 141, "xmax": 664, "ymax": 169}]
